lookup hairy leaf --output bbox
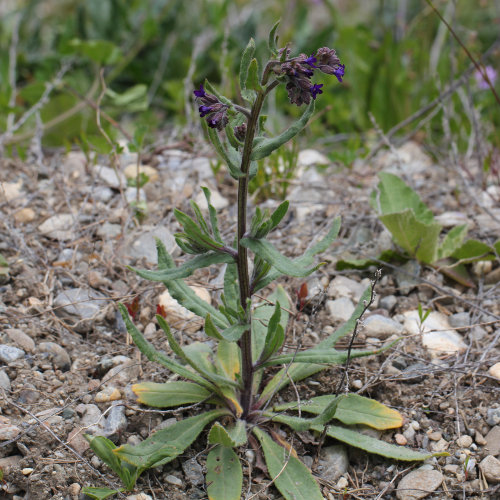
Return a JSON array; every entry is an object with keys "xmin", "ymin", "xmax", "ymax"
[
  {"xmin": 268, "ymin": 20, "xmax": 280, "ymax": 54},
  {"xmin": 206, "ymin": 445, "xmax": 243, "ymax": 500},
  {"xmin": 81, "ymin": 487, "xmax": 123, "ymax": 500},
  {"xmin": 208, "ymin": 420, "xmax": 247, "ymax": 447},
  {"xmin": 216, "ymin": 340, "xmax": 241, "ymax": 380},
  {"xmin": 206, "ymin": 126, "xmax": 243, "ymax": 179},
  {"xmin": 132, "ymin": 381, "xmax": 213, "ymax": 408},
  {"xmin": 202, "ymin": 187, "xmax": 223, "ymax": 243},
  {"xmin": 239, "ymin": 38, "xmax": 256, "ymax": 102}
]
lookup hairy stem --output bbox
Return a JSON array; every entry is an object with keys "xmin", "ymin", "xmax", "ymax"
[{"xmin": 237, "ymin": 90, "xmax": 265, "ymax": 419}]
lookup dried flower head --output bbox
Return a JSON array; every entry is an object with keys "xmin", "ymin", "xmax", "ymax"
[{"xmin": 193, "ymin": 84, "xmax": 229, "ymax": 130}]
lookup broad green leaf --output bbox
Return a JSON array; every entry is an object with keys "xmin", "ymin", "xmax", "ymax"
[
  {"xmin": 379, "ymin": 210, "xmax": 441, "ymax": 264},
  {"xmin": 114, "ymin": 409, "xmax": 228, "ymax": 469},
  {"xmin": 81, "ymin": 487, "xmax": 123, "ymax": 500},
  {"xmin": 132, "ymin": 381, "xmax": 212, "ymax": 408},
  {"xmin": 452, "ymin": 238, "xmax": 496, "ymax": 262},
  {"xmin": 335, "ymin": 249, "xmax": 405, "ymax": 270},
  {"xmin": 371, "ymin": 172, "xmax": 435, "ymax": 224},
  {"xmin": 274, "ymin": 394, "xmax": 403, "ymax": 430},
  {"xmin": 216, "ymin": 340, "xmax": 241, "ymax": 380},
  {"xmin": 118, "ymin": 304, "xmax": 212, "ymax": 390},
  {"xmin": 252, "ymin": 286, "xmax": 289, "ymax": 362},
  {"xmin": 206, "ymin": 445, "xmax": 243, "ymax": 500},
  {"xmin": 155, "ymin": 239, "xmax": 229, "ymax": 328},
  {"xmin": 268, "ymin": 20, "xmax": 280, "ymax": 54},
  {"xmin": 251, "ymin": 100, "xmax": 315, "ymax": 161},
  {"xmin": 437, "ymin": 224, "xmax": 468, "ymax": 260},
  {"xmin": 253, "ymin": 428, "xmax": 324, "ymax": 500},
  {"xmin": 208, "ymin": 420, "xmax": 246, "ymax": 447},
  {"xmin": 130, "ymin": 252, "xmax": 233, "ymax": 281},
  {"xmin": 245, "ymin": 59, "xmax": 262, "ymax": 92},
  {"xmin": 241, "ymin": 237, "xmax": 321, "ymax": 277},
  {"xmin": 239, "ymin": 38, "xmax": 256, "ymax": 102},
  {"xmin": 183, "ymin": 342, "xmax": 216, "ymax": 374},
  {"xmin": 311, "ymin": 424, "xmax": 445, "ymax": 461}
]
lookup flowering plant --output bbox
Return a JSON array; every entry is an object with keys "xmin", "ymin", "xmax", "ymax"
[{"xmin": 85, "ymin": 23, "xmax": 441, "ymax": 500}]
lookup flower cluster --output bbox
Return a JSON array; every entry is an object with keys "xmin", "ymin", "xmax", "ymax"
[
  {"xmin": 193, "ymin": 85, "xmax": 229, "ymax": 130},
  {"xmin": 278, "ymin": 46, "xmax": 345, "ymax": 106}
]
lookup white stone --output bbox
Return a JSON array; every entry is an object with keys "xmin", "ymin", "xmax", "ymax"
[
  {"xmin": 95, "ymin": 165, "xmax": 125, "ymax": 189},
  {"xmin": 0, "ymin": 180, "xmax": 23, "ymax": 202},
  {"xmin": 479, "ymin": 455, "xmax": 500, "ymax": 484},
  {"xmin": 297, "ymin": 149, "xmax": 330, "ymax": 167},
  {"xmin": 363, "ymin": 314, "xmax": 403, "ymax": 339},
  {"xmin": 194, "ymin": 187, "xmax": 229, "ymax": 210},
  {"xmin": 39, "ymin": 214, "xmax": 75, "ymax": 241},
  {"xmin": 326, "ymin": 297, "xmax": 355, "ymax": 322},
  {"xmin": 328, "ymin": 276, "xmax": 366, "ymax": 301},
  {"xmin": 435, "ymin": 211, "xmax": 471, "ymax": 228},
  {"xmin": 456, "ymin": 435, "xmax": 473, "ymax": 448},
  {"xmin": 488, "ymin": 362, "xmax": 500, "ymax": 381},
  {"xmin": 396, "ymin": 468, "xmax": 443, "ymax": 499},
  {"xmin": 403, "ymin": 310, "xmax": 467, "ymax": 357}
]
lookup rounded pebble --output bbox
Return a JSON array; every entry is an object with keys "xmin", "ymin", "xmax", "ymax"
[{"xmin": 456, "ymin": 435, "xmax": 473, "ymax": 448}]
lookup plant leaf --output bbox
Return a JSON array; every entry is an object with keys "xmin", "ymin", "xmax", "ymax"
[
  {"xmin": 114, "ymin": 409, "xmax": 228, "ymax": 469},
  {"xmin": 437, "ymin": 224, "xmax": 468, "ymax": 260},
  {"xmin": 220, "ymin": 323, "xmax": 250, "ymax": 342},
  {"xmin": 206, "ymin": 125, "xmax": 244, "ymax": 179},
  {"xmin": 223, "ymin": 262, "xmax": 240, "ymax": 311},
  {"xmin": 206, "ymin": 445, "xmax": 243, "ymax": 500},
  {"xmin": 216, "ymin": 340, "xmax": 241, "ymax": 381},
  {"xmin": 259, "ymin": 301, "xmax": 285, "ymax": 362},
  {"xmin": 452, "ymin": 238, "xmax": 496, "ymax": 262},
  {"xmin": 311, "ymin": 424, "xmax": 446, "ymax": 461},
  {"xmin": 80, "ymin": 487, "xmax": 123, "ymax": 500},
  {"xmin": 274, "ymin": 394, "xmax": 403, "ymax": 430},
  {"xmin": 268, "ymin": 20, "xmax": 280, "ymax": 54},
  {"xmin": 253, "ymin": 427, "xmax": 324, "ymax": 500},
  {"xmin": 202, "ymin": 186, "xmax": 224, "ymax": 243},
  {"xmin": 239, "ymin": 38, "xmax": 256, "ymax": 102},
  {"xmin": 208, "ymin": 420, "xmax": 247, "ymax": 447},
  {"xmin": 251, "ymin": 100, "xmax": 315, "ymax": 160},
  {"xmin": 245, "ymin": 58, "xmax": 262, "ymax": 92},
  {"xmin": 132, "ymin": 381, "xmax": 213, "ymax": 408}
]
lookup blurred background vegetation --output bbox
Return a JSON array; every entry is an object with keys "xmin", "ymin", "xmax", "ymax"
[{"xmin": 0, "ymin": 0, "xmax": 499, "ymax": 167}]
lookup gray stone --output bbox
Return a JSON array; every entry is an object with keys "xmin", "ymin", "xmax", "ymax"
[
  {"xmin": 363, "ymin": 314, "xmax": 403, "ymax": 339},
  {"xmin": 0, "ymin": 369, "xmax": 11, "ymax": 391},
  {"xmin": 182, "ymin": 458, "xmax": 204, "ymax": 486},
  {"xmin": 76, "ymin": 404, "xmax": 104, "ymax": 435},
  {"xmin": 39, "ymin": 214, "xmax": 76, "ymax": 241},
  {"xmin": 487, "ymin": 409, "xmax": 500, "ymax": 427},
  {"xmin": 95, "ymin": 165, "xmax": 125, "ymax": 189},
  {"xmin": 448, "ymin": 312, "xmax": 470, "ymax": 329},
  {"xmin": 97, "ymin": 222, "xmax": 122, "ymax": 239},
  {"xmin": 125, "ymin": 494, "xmax": 153, "ymax": 500},
  {"xmin": 38, "ymin": 342, "xmax": 71, "ymax": 371},
  {"xmin": 380, "ymin": 295, "xmax": 398, "ymax": 311},
  {"xmin": 328, "ymin": 276, "xmax": 365, "ymax": 301},
  {"xmin": 326, "ymin": 297, "xmax": 355, "ymax": 322},
  {"xmin": 103, "ymin": 402, "xmax": 127, "ymax": 438},
  {"xmin": 0, "ymin": 345, "xmax": 25, "ymax": 363},
  {"xmin": 6, "ymin": 328, "xmax": 35, "ymax": 352},
  {"xmin": 317, "ymin": 445, "xmax": 349, "ymax": 482},
  {"xmin": 479, "ymin": 455, "xmax": 500, "ymax": 483},
  {"xmin": 102, "ymin": 359, "xmax": 141, "ymax": 387},
  {"xmin": 125, "ymin": 187, "xmax": 146, "ymax": 203},
  {"xmin": 194, "ymin": 187, "xmax": 228, "ymax": 210},
  {"xmin": 165, "ymin": 474, "xmax": 183, "ymax": 486},
  {"xmin": 434, "ymin": 211, "xmax": 470, "ymax": 228},
  {"xmin": 126, "ymin": 226, "xmax": 177, "ymax": 264},
  {"xmin": 400, "ymin": 363, "xmax": 429, "ymax": 384},
  {"xmin": 0, "ymin": 422, "xmax": 21, "ymax": 441},
  {"xmin": 485, "ymin": 426, "xmax": 500, "ymax": 456},
  {"xmin": 395, "ymin": 260, "xmax": 421, "ymax": 294},
  {"xmin": 396, "ymin": 468, "xmax": 443, "ymax": 499},
  {"xmin": 92, "ymin": 186, "xmax": 114, "ymax": 202}
]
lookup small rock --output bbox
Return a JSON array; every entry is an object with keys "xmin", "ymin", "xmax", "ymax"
[
  {"xmin": 489, "ymin": 363, "xmax": 500, "ymax": 381},
  {"xmin": 165, "ymin": 474, "xmax": 183, "ymax": 486},
  {"xmin": 475, "ymin": 430, "xmax": 487, "ymax": 446},
  {"xmin": 487, "ymin": 409, "xmax": 500, "ymax": 427},
  {"xmin": 76, "ymin": 404, "xmax": 104, "ymax": 434},
  {"xmin": 125, "ymin": 186, "xmax": 146, "ymax": 203},
  {"xmin": 326, "ymin": 297, "xmax": 355, "ymax": 322},
  {"xmin": 428, "ymin": 431, "xmax": 442, "ymax": 441},
  {"xmin": 39, "ymin": 214, "xmax": 76, "ymax": 241},
  {"xmin": 363, "ymin": 314, "xmax": 403, "ymax": 339},
  {"xmin": 102, "ymin": 359, "xmax": 141, "ymax": 387},
  {"xmin": 95, "ymin": 165, "xmax": 125, "ymax": 188},
  {"xmin": 103, "ymin": 402, "xmax": 127, "ymax": 437},
  {"xmin": 448, "ymin": 312, "xmax": 470, "ymax": 329},
  {"xmin": 0, "ymin": 369, "xmax": 11, "ymax": 391},
  {"xmin": 38, "ymin": 342, "xmax": 71, "ymax": 371},
  {"xmin": 0, "ymin": 422, "xmax": 21, "ymax": 441},
  {"xmin": 0, "ymin": 345, "xmax": 25, "ymax": 363},
  {"xmin": 64, "ymin": 151, "xmax": 87, "ymax": 177},
  {"xmin": 124, "ymin": 164, "xmax": 159, "ymax": 182},
  {"xmin": 14, "ymin": 207, "xmax": 36, "ymax": 224},
  {"xmin": 194, "ymin": 187, "xmax": 229, "ymax": 210},
  {"xmin": 144, "ymin": 322, "xmax": 157, "ymax": 339},
  {"xmin": 395, "ymin": 433, "xmax": 408, "ymax": 445},
  {"xmin": 396, "ymin": 468, "xmax": 443, "ymax": 499},
  {"xmin": 126, "ymin": 494, "xmax": 153, "ymax": 500},
  {"xmin": 480, "ymin": 455, "xmax": 500, "ymax": 483},
  {"xmin": 6, "ymin": 328, "xmax": 35, "ymax": 352},
  {"xmin": 456, "ymin": 435, "xmax": 473, "ymax": 448},
  {"xmin": 435, "ymin": 211, "xmax": 470, "ymax": 228},
  {"xmin": 92, "ymin": 186, "xmax": 114, "ymax": 202},
  {"xmin": 403, "ymin": 426, "xmax": 416, "ymax": 443},
  {"xmin": 328, "ymin": 276, "xmax": 365, "ymax": 301},
  {"xmin": 97, "ymin": 222, "xmax": 122, "ymax": 239},
  {"xmin": 95, "ymin": 387, "xmax": 122, "ymax": 403},
  {"xmin": 395, "ymin": 260, "xmax": 421, "ymax": 294},
  {"xmin": 317, "ymin": 445, "xmax": 349, "ymax": 482},
  {"xmin": 126, "ymin": 226, "xmax": 177, "ymax": 264},
  {"xmin": 336, "ymin": 476, "xmax": 349, "ymax": 490},
  {"xmin": 67, "ymin": 427, "xmax": 90, "ymax": 454},
  {"xmin": 297, "ymin": 149, "xmax": 330, "ymax": 167},
  {"xmin": 0, "ymin": 455, "xmax": 22, "ymax": 475},
  {"xmin": 400, "ymin": 362, "xmax": 429, "ymax": 384},
  {"xmin": 380, "ymin": 295, "xmax": 398, "ymax": 311},
  {"xmin": 430, "ymin": 438, "xmax": 449, "ymax": 453},
  {"xmin": 68, "ymin": 483, "xmax": 81, "ymax": 497},
  {"xmin": 403, "ymin": 310, "xmax": 467, "ymax": 358},
  {"xmin": 21, "ymin": 468, "xmax": 33, "ymax": 475},
  {"xmin": 485, "ymin": 426, "xmax": 500, "ymax": 456},
  {"xmin": 182, "ymin": 458, "xmax": 204, "ymax": 486},
  {"xmin": 0, "ymin": 180, "xmax": 23, "ymax": 203}
]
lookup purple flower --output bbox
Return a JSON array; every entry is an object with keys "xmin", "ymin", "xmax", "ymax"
[
  {"xmin": 193, "ymin": 85, "xmax": 229, "ymax": 130},
  {"xmin": 333, "ymin": 64, "xmax": 345, "ymax": 83},
  {"xmin": 315, "ymin": 47, "xmax": 345, "ymax": 82},
  {"xmin": 310, "ymin": 83, "xmax": 323, "ymax": 99},
  {"xmin": 304, "ymin": 55, "xmax": 317, "ymax": 68},
  {"xmin": 474, "ymin": 65, "xmax": 497, "ymax": 90},
  {"xmin": 199, "ymin": 105, "xmax": 212, "ymax": 117},
  {"xmin": 194, "ymin": 84, "xmax": 206, "ymax": 98}
]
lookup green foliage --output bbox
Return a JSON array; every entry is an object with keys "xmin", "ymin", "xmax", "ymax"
[{"xmin": 206, "ymin": 446, "xmax": 243, "ymax": 500}]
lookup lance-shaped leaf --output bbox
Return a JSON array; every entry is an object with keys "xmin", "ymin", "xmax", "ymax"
[
  {"xmin": 254, "ymin": 217, "xmax": 341, "ymax": 292},
  {"xmin": 119, "ymin": 304, "xmax": 212, "ymax": 390},
  {"xmin": 245, "ymin": 58, "xmax": 262, "ymax": 92},
  {"xmin": 208, "ymin": 420, "xmax": 247, "ymax": 447},
  {"xmin": 250, "ymin": 100, "xmax": 315, "ymax": 161},
  {"xmin": 219, "ymin": 323, "xmax": 250, "ymax": 342},
  {"xmin": 216, "ymin": 340, "xmax": 241, "ymax": 381},
  {"xmin": 239, "ymin": 38, "xmax": 256, "ymax": 102},
  {"xmin": 155, "ymin": 239, "xmax": 229, "ymax": 329},
  {"xmin": 310, "ymin": 424, "xmax": 446, "ymax": 461},
  {"xmin": 114, "ymin": 409, "xmax": 228, "ymax": 469},
  {"xmin": 268, "ymin": 20, "xmax": 280, "ymax": 55},
  {"xmin": 206, "ymin": 445, "xmax": 243, "ymax": 500},
  {"xmin": 207, "ymin": 126, "xmax": 244, "ymax": 179},
  {"xmin": 241, "ymin": 237, "xmax": 322, "ymax": 277},
  {"xmin": 259, "ymin": 301, "xmax": 285, "ymax": 363},
  {"xmin": 132, "ymin": 381, "xmax": 213, "ymax": 408},
  {"xmin": 205, "ymin": 314, "xmax": 224, "ymax": 340},
  {"xmin": 253, "ymin": 427, "xmax": 324, "ymax": 500},
  {"xmin": 81, "ymin": 487, "xmax": 124, "ymax": 500},
  {"xmin": 223, "ymin": 262, "xmax": 239, "ymax": 311},
  {"xmin": 274, "ymin": 393, "xmax": 403, "ymax": 430},
  {"xmin": 174, "ymin": 208, "xmax": 224, "ymax": 251},
  {"xmin": 202, "ymin": 186, "xmax": 224, "ymax": 243},
  {"xmin": 130, "ymin": 252, "xmax": 233, "ymax": 282},
  {"xmin": 252, "ymin": 200, "xmax": 289, "ymax": 238}
]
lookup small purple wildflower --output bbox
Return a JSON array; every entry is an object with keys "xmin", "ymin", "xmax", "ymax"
[
  {"xmin": 333, "ymin": 64, "xmax": 345, "ymax": 83},
  {"xmin": 194, "ymin": 84, "xmax": 206, "ymax": 98},
  {"xmin": 304, "ymin": 55, "xmax": 317, "ymax": 68},
  {"xmin": 474, "ymin": 65, "xmax": 497, "ymax": 90},
  {"xmin": 193, "ymin": 85, "xmax": 229, "ymax": 130},
  {"xmin": 314, "ymin": 47, "xmax": 345, "ymax": 82},
  {"xmin": 310, "ymin": 83, "xmax": 323, "ymax": 99},
  {"xmin": 199, "ymin": 105, "xmax": 212, "ymax": 117}
]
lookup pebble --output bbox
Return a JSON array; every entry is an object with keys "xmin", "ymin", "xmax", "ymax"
[
  {"xmin": 327, "ymin": 276, "xmax": 366, "ymax": 301},
  {"xmin": 448, "ymin": 312, "xmax": 470, "ymax": 329},
  {"xmin": 395, "ymin": 260, "xmax": 421, "ymax": 294},
  {"xmin": 125, "ymin": 186, "xmax": 146, "ymax": 203},
  {"xmin": 297, "ymin": 149, "xmax": 330, "ymax": 167},
  {"xmin": 434, "ymin": 211, "xmax": 470, "ymax": 228},
  {"xmin": 0, "ymin": 455, "xmax": 22, "ymax": 475},
  {"xmin": 403, "ymin": 426, "xmax": 416, "ymax": 444},
  {"xmin": 124, "ymin": 164, "xmax": 159, "ymax": 183},
  {"xmin": 380, "ymin": 294, "xmax": 397, "ymax": 311},
  {"xmin": 400, "ymin": 362, "xmax": 428, "ymax": 383},
  {"xmin": 403, "ymin": 310, "xmax": 467, "ymax": 357},
  {"xmin": 21, "ymin": 468, "xmax": 33, "ymax": 475},
  {"xmin": 363, "ymin": 314, "xmax": 403, "ymax": 339},
  {"xmin": 486, "ymin": 408, "xmax": 500, "ymax": 427},
  {"xmin": 103, "ymin": 402, "xmax": 127, "ymax": 437},
  {"xmin": 14, "ymin": 207, "xmax": 36, "ymax": 224},
  {"xmin": 126, "ymin": 226, "xmax": 177, "ymax": 264},
  {"xmin": 480, "ymin": 455, "xmax": 500, "ymax": 483},
  {"xmin": 428, "ymin": 431, "xmax": 442, "ymax": 441},
  {"xmin": 194, "ymin": 187, "xmax": 229, "ymax": 210},
  {"xmin": 395, "ymin": 433, "xmax": 408, "ymax": 445},
  {"xmin": 0, "ymin": 180, "xmax": 23, "ymax": 202},
  {"xmin": 39, "ymin": 214, "xmax": 75, "ymax": 240},
  {"xmin": 326, "ymin": 297, "xmax": 355, "ymax": 322},
  {"xmin": 126, "ymin": 494, "xmax": 153, "ymax": 500},
  {"xmin": 0, "ymin": 369, "xmax": 11, "ymax": 391},
  {"xmin": 94, "ymin": 387, "xmax": 122, "ymax": 403},
  {"xmin": 76, "ymin": 404, "xmax": 104, "ymax": 434},
  {"xmin": 6, "ymin": 328, "xmax": 35, "ymax": 352},
  {"xmin": 143, "ymin": 322, "xmax": 157, "ymax": 339},
  {"xmin": 165, "ymin": 474, "xmax": 183, "ymax": 486},
  {"xmin": 317, "ymin": 445, "xmax": 349, "ymax": 482},
  {"xmin": 97, "ymin": 222, "xmax": 122, "ymax": 239},
  {"xmin": 66, "ymin": 427, "xmax": 90, "ymax": 454},
  {"xmin": 0, "ymin": 345, "xmax": 25, "ymax": 363},
  {"xmin": 485, "ymin": 426, "xmax": 500, "ymax": 456},
  {"xmin": 456, "ymin": 435, "xmax": 473, "ymax": 448},
  {"xmin": 95, "ymin": 165, "xmax": 125, "ymax": 188},
  {"xmin": 336, "ymin": 476, "xmax": 349, "ymax": 490},
  {"xmin": 488, "ymin": 363, "xmax": 500, "ymax": 381},
  {"xmin": 396, "ymin": 468, "xmax": 443, "ymax": 499},
  {"xmin": 38, "ymin": 342, "xmax": 71, "ymax": 371},
  {"xmin": 92, "ymin": 186, "xmax": 114, "ymax": 202},
  {"xmin": 67, "ymin": 483, "xmax": 81, "ymax": 496},
  {"xmin": 182, "ymin": 458, "xmax": 204, "ymax": 486},
  {"xmin": 475, "ymin": 430, "xmax": 487, "ymax": 446},
  {"xmin": 430, "ymin": 438, "xmax": 449, "ymax": 453},
  {"xmin": 102, "ymin": 359, "xmax": 141, "ymax": 387},
  {"xmin": 53, "ymin": 287, "xmax": 107, "ymax": 322},
  {"xmin": 0, "ymin": 422, "xmax": 21, "ymax": 441}
]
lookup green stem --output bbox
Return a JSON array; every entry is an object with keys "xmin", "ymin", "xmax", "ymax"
[{"xmin": 237, "ymin": 90, "xmax": 266, "ymax": 419}]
